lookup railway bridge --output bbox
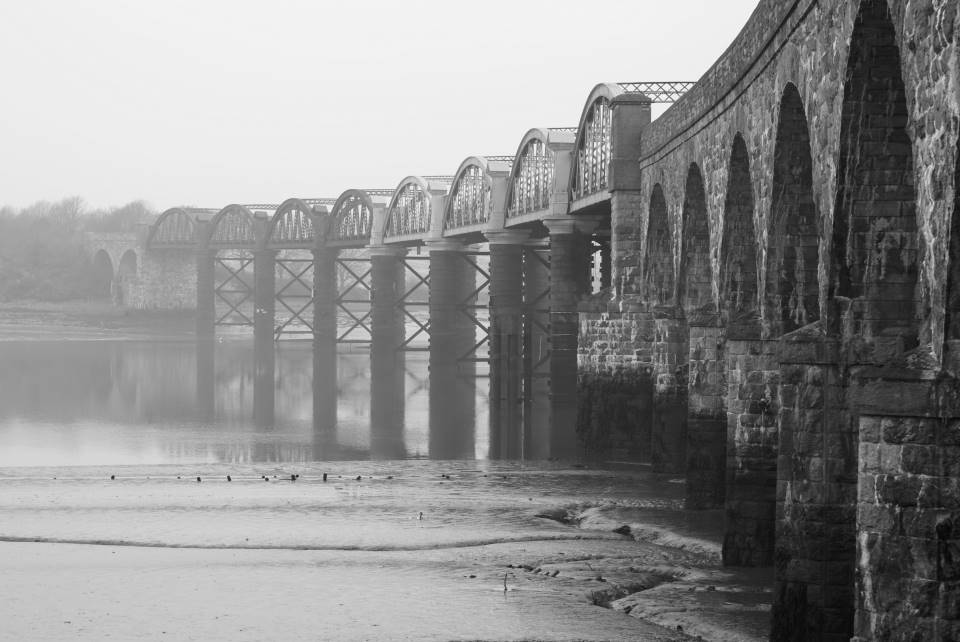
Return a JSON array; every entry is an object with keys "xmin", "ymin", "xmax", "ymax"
[{"xmin": 85, "ymin": 0, "xmax": 960, "ymax": 638}]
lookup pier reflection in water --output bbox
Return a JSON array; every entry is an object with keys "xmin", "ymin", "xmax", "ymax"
[{"xmin": 0, "ymin": 340, "xmax": 488, "ymax": 467}]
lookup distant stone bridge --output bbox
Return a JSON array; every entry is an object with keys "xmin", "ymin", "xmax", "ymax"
[{"xmin": 86, "ymin": 1, "xmax": 960, "ymax": 638}]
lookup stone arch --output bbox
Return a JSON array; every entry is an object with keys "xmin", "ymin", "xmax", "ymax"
[
  {"xmin": 720, "ymin": 134, "xmax": 758, "ymax": 327},
  {"xmin": 91, "ymin": 249, "xmax": 113, "ymax": 299},
  {"xmin": 679, "ymin": 163, "xmax": 712, "ymax": 317},
  {"xmin": 644, "ymin": 183, "xmax": 674, "ymax": 305},
  {"xmin": 830, "ymin": 0, "xmax": 918, "ymax": 349},
  {"xmin": 765, "ymin": 83, "xmax": 819, "ymax": 337},
  {"xmin": 116, "ymin": 250, "xmax": 138, "ymax": 306}
]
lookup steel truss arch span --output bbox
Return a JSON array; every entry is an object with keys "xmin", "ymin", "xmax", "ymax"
[
  {"xmin": 329, "ymin": 189, "xmax": 393, "ymax": 247},
  {"xmin": 570, "ymin": 83, "xmax": 621, "ymax": 203},
  {"xmin": 383, "ymin": 176, "xmax": 451, "ymax": 241},
  {"xmin": 267, "ymin": 198, "xmax": 321, "ymax": 249},
  {"xmin": 206, "ymin": 204, "xmax": 259, "ymax": 250},
  {"xmin": 147, "ymin": 207, "xmax": 212, "ymax": 249},
  {"xmin": 505, "ymin": 128, "xmax": 576, "ymax": 219},
  {"xmin": 443, "ymin": 156, "xmax": 512, "ymax": 233}
]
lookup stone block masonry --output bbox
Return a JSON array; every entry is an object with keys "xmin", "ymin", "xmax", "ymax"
[{"xmin": 724, "ymin": 337, "xmax": 780, "ymax": 566}]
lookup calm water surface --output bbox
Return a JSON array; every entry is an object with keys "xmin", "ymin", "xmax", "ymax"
[{"xmin": 0, "ymin": 339, "xmax": 488, "ymax": 467}]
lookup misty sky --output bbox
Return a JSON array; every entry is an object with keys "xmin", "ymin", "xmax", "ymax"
[{"xmin": 0, "ymin": 1, "xmax": 758, "ymax": 212}]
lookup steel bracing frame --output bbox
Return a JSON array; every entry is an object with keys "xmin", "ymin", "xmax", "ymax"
[
  {"xmin": 335, "ymin": 257, "xmax": 373, "ymax": 344},
  {"xmin": 214, "ymin": 254, "xmax": 255, "ymax": 326},
  {"xmin": 522, "ymin": 247, "xmax": 551, "ymax": 383},
  {"xmin": 396, "ymin": 256, "xmax": 431, "ymax": 352},
  {"xmin": 274, "ymin": 257, "xmax": 314, "ymax": 338},
  {"xmin": 457, "ymin": 251, "xmax": 490, "ymax": 364}
]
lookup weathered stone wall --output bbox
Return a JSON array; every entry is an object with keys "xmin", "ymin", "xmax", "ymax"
[
  {"xmin": 138, "ymin": 249, "xmax": 196, "ymax": 310},
  {"xmin": 595, "ymin": 0, "xmax": 960, "ymax": 638},
  {"xmin": 86, "ymin": 233, "xmax": 197, "ymax": 310},
  {"xmin": 577, "ymin": 309, "xmax": 655, "ymax": 459},
  {"xmin": 724, "ymin": 336, "xmax": 779, "ymax": 566},
  {"xmin": 854, "ymin": 413, "xmax": 960, "ymax": 640}
]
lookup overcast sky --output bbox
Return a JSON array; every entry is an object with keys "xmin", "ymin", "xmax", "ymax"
[{"xmin": 0, "ymin": 0, "xmax": 758, "ymax": 212}]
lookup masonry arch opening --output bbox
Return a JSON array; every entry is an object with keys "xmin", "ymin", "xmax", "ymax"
[
  {"xmin": 831, "ymin": 0, "xmax": 918, "ymax": 351},
  {"xmin": 91, "ymin": 250, "xmax": 113, "ymax": 300},
  {"xmin": 766, "ymin": 83, "xmax": 819, "ymax": 337}
]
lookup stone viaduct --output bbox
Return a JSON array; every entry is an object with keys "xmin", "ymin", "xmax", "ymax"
[{"xmin": 85, "ymin": 0, "xmax": 959, "ymax": 638}]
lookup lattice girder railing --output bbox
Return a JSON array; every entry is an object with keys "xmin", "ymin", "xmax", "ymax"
[
  {"xmin": 214, "ymin": 256, "xmax": 255, "ymax": 326},
  {"xmin": 572, "ymin": 97, "xmax": 612, "ymax": 201},
  {"xmin": 508, "ymin": 138, "xmax": 554, "ymax": 218},
  {"xmin": 615, "ymin": 81, "xmax": 696, "ymax": 102}
]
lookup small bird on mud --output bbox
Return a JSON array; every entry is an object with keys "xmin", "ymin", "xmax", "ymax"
[
  {"xmin": 196, "ymin": 477, "xmax": 202, "ymax": 483},
  {"xmin": 226, "ymin": 475, "xmax": 232, "ymax": 482}
]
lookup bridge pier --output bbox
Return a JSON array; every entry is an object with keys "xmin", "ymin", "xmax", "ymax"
[
  {"xmin": 486, "ymin": 231, "xmax": 528, "ymax": 459},
  {"xmin": 196, "ymin": 248, "xmax": 216, "ymax": 340},
  {"xmin": 650, "ymin": 307, "xmax": 688, "ymax": 473},
  {"xmin": 427, "ymin": 240, "xmax": 477, "ymax": 459},
  {"xmin": 312, "ymin": 245, "xmax": 338, "ymax": 436},
  {"xmin": 369, "ymin": 246, "xmax": 407, "ymax": 459},
  {"xmin": 685, "ymin": 316, "xmax": 725, "ymax": 509},
  {"xmin": 722, "ymin": 324, "xmax": 779, "ymax": 566},
  {"xmin": 544, "ymin": 218, "xmax": 593, "ymax": 459},
  {"xmin": 523, "ymin": 242, "xmax": 551, "ymax": 460},
  {"xmin": 771, "ymin": 330, "xmax": 854, "ymax": 642}
]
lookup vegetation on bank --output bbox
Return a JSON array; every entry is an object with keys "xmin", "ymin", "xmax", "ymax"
[{"xmin": 0, "ymin": 197, "xmax": 154, "ymax": 302}]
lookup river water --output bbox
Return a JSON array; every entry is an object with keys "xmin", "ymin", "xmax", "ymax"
[{"xmin": 0, "ymin": 339, "xmax": 771, "ymax": 641}]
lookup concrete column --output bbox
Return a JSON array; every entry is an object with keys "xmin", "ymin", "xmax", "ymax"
[
  {"xmin": 543, "ymin": 218, "xmax": 594, "ymax": 459},
  {"xmin": 427, "ymin": 240, "xmax": 476, "ymax": 459},
  {"xmin": 253, "ymin": 249, "xmax": 276, "ymax": 428},
  {"xmin": 369, "ymin": 246, "xmax": 407, "ymax": 459},
  {"xmin": 685, "ymin": 320, "xmax": 726, "ymax": 509},
  {"xmin": 486, "ymin": 230, "xmax": 529, "ymax": 459},
  {"xmin": 771, "ymin": 332, "xmax": 854, "ymax": 642},
  {"xmin": 196, "ymin": 249, "xmax": 216, "ymax": 340},
  {"xmin": 523, "ymin": 242, "xmax": 551, "ymax": 460},
  {"xmin": 312, "ymin": 245, "xmax": 338, "ymax": 435}
]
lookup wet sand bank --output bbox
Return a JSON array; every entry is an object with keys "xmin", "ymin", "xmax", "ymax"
[{"xmin": 0, "ymin": 462, "xmax": 771, "ymax": 640}]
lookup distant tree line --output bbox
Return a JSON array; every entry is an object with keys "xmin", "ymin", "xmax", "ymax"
[{"xmin": 0, "ymin": 197, "xmax": 155, "ymax": 301}]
